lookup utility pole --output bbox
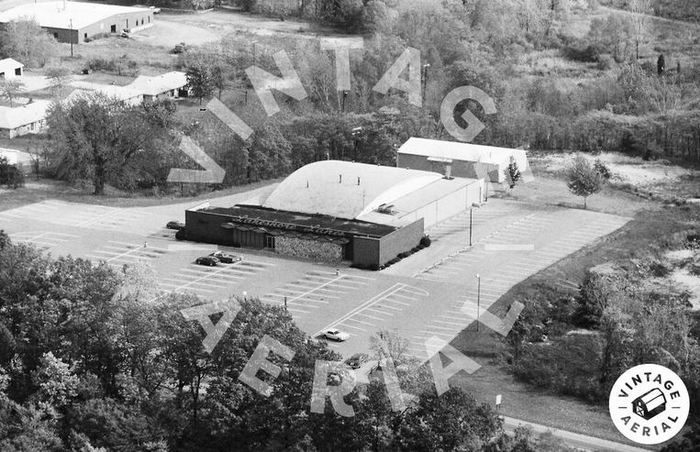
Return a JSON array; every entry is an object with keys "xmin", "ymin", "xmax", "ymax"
[{"xmin": 342, "ymin": 90, "xmax": 348, "ymax": 112}]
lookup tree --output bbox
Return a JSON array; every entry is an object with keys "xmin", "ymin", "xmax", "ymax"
[
  {"xmin": 46, "ymin": 93, "xmax": 176, "ymax": 194},
  {"xmin": 0, "ymin": 20, "xmax": 57, "ymax": 68},
  {"xmin": 185, "ymin": 61, "xmax": 215, "ymax": 105},
  {"xmin": 0, "ymin": 79, "xmax": 24, "ymax": 107},
  {"xmin": 504, "ymin": 156, "xmax": 522, "ymax": 190},
  {"xmin": 395, "ymin": 388, "xmax": 500, "ymax": 450},
  {"xmin": 44, "ymin": 66, "xmax": 71, "ymax": 97},
  {"xmin": 565, "ymin": 154, "xmax": 603, "ymax": 209},
  {"xmin": 628, "ymin": 0, "xmax": 653, "ymax": 61}
]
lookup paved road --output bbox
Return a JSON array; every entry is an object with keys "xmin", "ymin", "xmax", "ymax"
[{"xmin": 502, "ymin": 416, "xmax": 652, "ymax": 452}]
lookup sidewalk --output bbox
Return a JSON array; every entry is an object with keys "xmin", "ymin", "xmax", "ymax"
[{"xmin": 502, "ymin": 416, "xmax": 652, "ymax": 452}]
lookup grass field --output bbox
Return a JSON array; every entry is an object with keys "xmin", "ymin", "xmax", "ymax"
[{"xmin": 444, "ymin": 189, "xmax": 699, "ymax": 446}]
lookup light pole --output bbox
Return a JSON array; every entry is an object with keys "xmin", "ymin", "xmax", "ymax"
[
  {"xmin": 69, "ymin": 18, "xmax": 74, "ymax": 58},
  {"xmin": 469, "ymin": 208, "xmax": 473, "ymax": 247},
  {"xmin": 476, "ymin": 274, "xmax": 481, "ymax": 332}
]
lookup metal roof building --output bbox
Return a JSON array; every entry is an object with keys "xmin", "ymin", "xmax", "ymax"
[
  {"xmin": 185, "ymin": 161, "xmax": 484, "ymax": 268},
  {"xmin": 0, "ymin": 2, "xmax": 154, "ymax": 43},
  {"xmin": 398, "ymin": 137, "xmax": 532, "ymax": 184}
]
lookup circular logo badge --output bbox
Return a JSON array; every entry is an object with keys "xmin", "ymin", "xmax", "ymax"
[{"xmin": 609, "ymin": 364, "xmax": 690, "ymax": 445}]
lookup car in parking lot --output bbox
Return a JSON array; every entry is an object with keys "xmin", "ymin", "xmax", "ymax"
[
  {"xmin": 195, "ymin": 256, "xmax": 219, "ymax": 267},
  {"xmin": 166, "ymin": 220, "xmax": 185, "ymax": 230},
  {"xmin": 209, "ymin": 251, "xmax": 241, "ymax": 264},
  {"xmin": 323, "ymin": 329, "xmax": 350, "ymax": 342},
  {"xmin": 345, "ymin": 353, "xmax": 369, "ymax": 369}
]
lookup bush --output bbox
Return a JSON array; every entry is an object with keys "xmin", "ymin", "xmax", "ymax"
[
  {"xmin": 420, "ymin": 235, "xmax": 431, "ymax": 247},
  {"xmin": 593, "ymin": 159, "xmax": 611, "ymax": 180},
  {"xmin": 564, "ymin": 44, "xmax": 603, "ymax": 63}
]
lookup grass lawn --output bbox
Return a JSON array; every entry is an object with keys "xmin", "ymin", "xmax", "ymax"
[
  {"xmin": 443, "ymin": 177, "xmax": 699, "ymax": 447},
  {"xmin": 0, "ymin": 177, "xmax": 283, "ymax": 211}
]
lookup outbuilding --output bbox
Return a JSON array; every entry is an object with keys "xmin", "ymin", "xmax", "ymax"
[
  {"xmin": 0, "ymin": 2, "xmax": 154, "ymax": 43},
  {"xmin": 398, "ymin": 137, "xmax": 532, "ymax": 184},
  {"xmin": 0, "ymin": 58, "xmax": 23, "ymax": 80}
]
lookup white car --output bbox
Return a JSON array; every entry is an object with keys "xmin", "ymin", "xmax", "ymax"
[{"xmin": 323, "ymin": 329, "xmax": 350, "ymax": 342}]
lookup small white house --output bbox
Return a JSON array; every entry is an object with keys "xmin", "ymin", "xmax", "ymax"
[
  {"xmin": 127, "ymin": 71, "xmax": 188, "ymax": 102},
  {"xmin": 67, "ymin": 82, "xmax": 143, "ymax": 107},
  {"xmin": 0, "ymin": 100, "xmax": 51, "ymax": 138},
  {"xmin": 0, "ymin": 58, "xmax": 23, "ymax": 80}
]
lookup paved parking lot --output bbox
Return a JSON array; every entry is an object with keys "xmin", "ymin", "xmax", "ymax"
[
  {"xmin": 0, "ymin": 190, "xmax": 630, "ymax": 361},
  {"xmin": 160, "ymin": 259, "xmax": 276, "ymax": 299},
  {"xmin": 261, "ymin": 271, "xmax": 375, "ymax": 316},
  {"xmin": 85, "ymin": 240, "xmax": 171, "ymax": 268}
]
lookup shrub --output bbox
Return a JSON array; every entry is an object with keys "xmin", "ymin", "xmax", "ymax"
[
  {"xmin": 420, "ymin": 235, "xmax": 431, "ymax": 247},
  {"xmin": 593, "ymin": 159, "xmax": 612, "ymax": 180}
]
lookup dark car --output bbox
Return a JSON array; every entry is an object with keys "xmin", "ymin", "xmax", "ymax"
[
  {"xmin": 345, "ymin": 353, "xmax": 369, "ymax": 370},
  {"xmin": 209, "ymin": 251, "xmax": 241, "ymax": 264},
  {"xmin": 166, "ymin": 220, "xmax": 185, "ymax": 230},
  {"xmin": 195, "ymin": 256, "xmax": 219, "ymax": 267}
]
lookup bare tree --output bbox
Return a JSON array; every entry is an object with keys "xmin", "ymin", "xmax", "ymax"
[
  {"xmin": 0, "ymin": 79, "xmax": 24, "ymax": 107},
  {"xmin": 628, "ymin": 0, "xmax": 654, "ymax": 60}
]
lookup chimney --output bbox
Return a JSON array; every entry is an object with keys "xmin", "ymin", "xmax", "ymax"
[{"xmin": 444, "ymin": 164, "xmax": 452, "ymax": 179}]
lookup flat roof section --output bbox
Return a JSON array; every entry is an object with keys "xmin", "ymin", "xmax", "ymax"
[
  {"xmin": 194, "ymin": 205, "xmax": 400, "ymax": 238},
  {"xmin": 399, "ymin": 137, "xmax": 528, "ymax": 166},
  {"xmin": 0, "ymin": 2, "xmax": 149, "ymax": 30}
]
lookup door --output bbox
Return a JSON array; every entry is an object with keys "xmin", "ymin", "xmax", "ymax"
[{"xmin": 265, "ymin": 235, "xmax": 275, "ymax": 249}]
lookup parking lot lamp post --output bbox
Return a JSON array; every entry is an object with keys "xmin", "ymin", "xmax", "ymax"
[
  {"xmin": 476, "ymin": 274, "xmax": 481, "ymax": 332},
  {"xmin": 469, "ymin": 208, "xmax": 473, "ymax": 246},
  {"xmin": 70, "ymin": 18, "xmax": 74, "ymax": 58}
]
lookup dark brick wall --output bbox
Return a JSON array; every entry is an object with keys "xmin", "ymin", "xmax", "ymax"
[
  {"xmin": 352, "ymin": 236, "xmax": 381, "ymax": 267},
  {"xmin": 378, "ymin": 218, "xmax": 423, "ymax": 265}
]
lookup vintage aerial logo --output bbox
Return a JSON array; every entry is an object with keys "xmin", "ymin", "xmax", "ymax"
[{"xmin": 609, "ymin": 364, "xmax": 690, "ymax": 445}]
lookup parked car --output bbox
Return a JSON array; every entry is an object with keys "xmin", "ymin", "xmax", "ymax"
[
  {"xmin": 166, "ymin": 220, "xmax": 185, "ymax": 230},
  {"xmin": 150, "ymin": 6, "xmax": 161, "ymax": 14},
  {"xmin": 120, "ymin": 30, "xmax": 131, "ymax": 38},
  {"xmin": 195, "ymin": 256, "xmax": 219, "ymax": 267},
  {"xmin": 323, "ymin": 329, "xmax": 350, "ymax": 342},
  {"xmin": 345, "ymin": 353, "xmax": 369, "ymax": 369},
  {"xmin": 209, "ymin": 251, "xmax": 241, "ymax": 264}
]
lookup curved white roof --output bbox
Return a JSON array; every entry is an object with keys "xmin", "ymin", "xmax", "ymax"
[{"xmin": 261, "ymin": 160, "xmax": 443, "ymax": 220}]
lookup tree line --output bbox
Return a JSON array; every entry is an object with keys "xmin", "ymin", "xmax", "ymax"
[{"xmin": 0, "ymin": 232, "xmax": 577, "ymax": 451}]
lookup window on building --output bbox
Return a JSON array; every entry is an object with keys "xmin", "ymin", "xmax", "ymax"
[
  {"xmin": 110, "ymin": 24, "xmax": 116, "ymax": 33},
  {"xmin": 14, "ymin": 68, "xmax": 21, "ymax": 76},
  {"xmin": 84, "ymin": 33, "xmax": 87, "ymax": 40},
  {"xmin": 0, "ymin": 72, "xmax": 4, "ymax": 80},
  {"xmin": 53, "ymin": 33, "xmax": 58, "ymax": 39},
  {"xmin": 265, "ymin": 236, "xmax": 276, "ymax": 249}
]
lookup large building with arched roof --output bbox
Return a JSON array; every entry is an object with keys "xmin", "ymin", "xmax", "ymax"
[{"xmin": 184, "ymin": 161, "xmax": 484, "ymax": 268}]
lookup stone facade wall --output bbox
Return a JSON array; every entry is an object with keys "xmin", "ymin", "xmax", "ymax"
[{"xmin": 276, "ymin": 236, "xmax": 343, "ymax": 263}]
